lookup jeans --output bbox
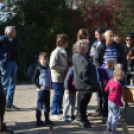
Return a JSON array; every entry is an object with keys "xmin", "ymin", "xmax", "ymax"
[
  {"xmin": 79, "ymin": 92, "xmax": 92, "ymax": 122},
  {"xmin": 63, "ymin": 91, "xmax": 76, "ymax": 116},
  {"xmin": 36, "ymin": 90, "xmax": 50, "ymax": 121},
  {"xmin": 1, "ymin": 61, "xmax": 17, "ymax": 106},
  {"xmin": 51, "ymin": 83, "xmax": 64, "ymax": 115},
  {"xmin": 107, "ymin": 100, "xmax": 120, "ymax": 131}
]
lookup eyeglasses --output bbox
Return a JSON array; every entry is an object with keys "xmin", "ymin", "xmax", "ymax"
[{"xmin": 126, "ymin": 39, "xmax": 132, "ymax": 42}]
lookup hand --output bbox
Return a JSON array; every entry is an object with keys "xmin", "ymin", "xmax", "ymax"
[
  {"xmin": 40, "ymin": 86, "xmax": 45, "ymax": 91},
  {"xmin": 103, "ymin": 81, "xmax": 107, "ymax": 87},
  {"xmin": 127, "ymin": 56, "xmax": 130, "ymax": 61},
  {"xmin": 66, "ymin": 90, "xmax": 70, "ymax": 94},
  {"xmin": 130, "ymin": 57, "xmax": 134, "ymax": 60}
]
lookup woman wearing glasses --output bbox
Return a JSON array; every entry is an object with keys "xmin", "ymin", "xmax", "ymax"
[{"xmin": 123, "ymin": 33, "xmax": 134, "ymax": 85}]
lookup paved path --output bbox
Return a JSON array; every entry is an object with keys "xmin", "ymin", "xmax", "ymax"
[{"xmin": 4, "ymin": 85, "xmax": 134, "ymax": 134}]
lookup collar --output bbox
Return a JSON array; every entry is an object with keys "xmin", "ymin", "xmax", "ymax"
[{"xmin": 106, "ymin": 43, "xmax": 115, "ymax": 48}]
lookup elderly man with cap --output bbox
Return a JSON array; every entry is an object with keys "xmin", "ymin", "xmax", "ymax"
[{"xmin": 0, "ymin": 26, "xmax": 18, "ymax": 111}]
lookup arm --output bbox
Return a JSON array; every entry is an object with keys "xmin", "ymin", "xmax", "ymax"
[
  {"xmin": 105, "ymin": 82, "xmax": 109, "ymax": 93},
  {"xmin": 32, "ymin": 67, "xmax": 41, "ymax": 89},
  {"xmin": 50, "ymin": 50, "xmax": 66, "ymax": 72},
  {"xmin": 114, "ymin": 85, "xmax": 123, "ymax": 106},
  {"xmin": 94, "ymin": 46, "xmax": 102, "ymax": 69}
]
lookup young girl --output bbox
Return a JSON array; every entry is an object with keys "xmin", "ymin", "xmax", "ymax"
[{"xmin": 105, "ymin": 66, "xmax": 124, "ymax": 133}]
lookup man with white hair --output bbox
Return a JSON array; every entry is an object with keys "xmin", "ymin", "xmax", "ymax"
[
  {"xmin": 0, "ymin": 26, "xmax": 18, "ymax": 111},
  {"xmin": 94, "ymin": 30, "xmax": 125, "ymax": 69}
]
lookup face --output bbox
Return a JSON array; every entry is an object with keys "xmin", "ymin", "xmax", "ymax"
[
  {"xmin": 62, "ymin": 41, "xmax": 68, "ymax": 48},
  {"xmin": 38, "ymin": 57, "xmax": 49, "ymax": 65},
  {"xmin": 126, "ymin": 37, "xmax": 133, "ymax": 46},
  {"xmin": 9, "ymin": 28, "xmax": 17, "ymax": 38},
  {"xmin": 105, "ymin": 32, "xmax": 114, "ymax": 46},
  {"xmin": 107, "ymin": 63, "xmax": 114, "ymax": 70},
  {"xmin": 116, "ymin": 72, "xmax": 124, "ymax": 81},
  {"xmin": 114, "ymin": 37, "xmax": 120, "ymax": 44}
]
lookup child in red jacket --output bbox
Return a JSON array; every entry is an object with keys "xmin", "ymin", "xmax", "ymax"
[{"xmin": 105, "ymin": 67, "xmax": 124, "ymax": 133}]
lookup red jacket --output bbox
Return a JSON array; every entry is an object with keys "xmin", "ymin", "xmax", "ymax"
[{"xmin": 105, "ymin": 79, "xmax": 123, "ymax": 107}]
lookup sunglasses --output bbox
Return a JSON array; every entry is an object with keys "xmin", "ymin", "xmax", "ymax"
[{"xmin": 126, "ymin": 39, "xmax": 132, "ymax": 42}]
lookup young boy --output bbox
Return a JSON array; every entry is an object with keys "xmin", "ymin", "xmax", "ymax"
[
  {"xmin": 105, "ymin": 67, "xmax": 124, "ymax": 133},
  {"xmin": 99, "ymin": 58, "xmax": 116, "ymax": 123},
  {"xmin": 32, "ymin": 52, "xmax": 53, "ymax": 126},
  {"xmin": 62, "ymin": 66, "xmax": 76, "ymax": 121}
]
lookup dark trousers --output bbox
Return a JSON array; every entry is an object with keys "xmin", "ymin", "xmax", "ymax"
[
  {"xmin": 102, "ymin": 94, "xmax": 108, "ymax": 117},
  {"xmin": 51, "ymin": 83, "xmax": 64, "ymax": 115},
  {"xmin": 126, "ymin": 75, "xmax": 134, "ymax": 85},
  {"xmin": 0, "ymin": 106, "xmax": 5, "ymax": 130},
  {"xmin": 79, "ymin": 92, "xmax": 92, "ymax": 122},
  {"xmin": 36, "ymin": 90, "xmax": 50, "ymax": 122}
]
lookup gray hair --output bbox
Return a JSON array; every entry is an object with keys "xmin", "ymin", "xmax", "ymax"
[
  {"xmin": 75, "ymin": 39, "xmax": 89, "ymax": 53},
  {"xmin": 104, "ymin": 30, "xmax": 114, "ymax": 37},
  {"xmin": 5, "ymin": 26, "xmax": 15, "ymax": 35}
]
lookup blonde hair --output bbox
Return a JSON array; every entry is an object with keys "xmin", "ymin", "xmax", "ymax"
[
  {"xmin": 75, "ymin": 39, "xmax": 89, "ymax": 53},
  {"xmin": 107, "ymin": 58, "xmax": 116, "ymax": 65},
  {"xmin": 114, "ymin": 64, "xmax": 124, "ymax": 77}
]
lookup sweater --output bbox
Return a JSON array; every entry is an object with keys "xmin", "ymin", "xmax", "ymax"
[
  {"xmin": 50, "ymin": 47, "xmax": 68, "ymax": 83},
  {"xmin": 105, "ymin": 79, "xmax": 123, "ymax": 107},
  {"xmin": 73, "ymin": 52, "xmax": 97, "ymax": 94},
  {"xmin": 32, "ymin": 63, "xmax": 51, "ymax": 91},
  {"xmin": 94, "ymin": 39, "xmax": 125, "ymax": 70}
]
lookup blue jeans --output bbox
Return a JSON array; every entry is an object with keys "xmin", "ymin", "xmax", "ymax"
[
  {"xmin": 1, "ymin": 61, "xmax": 17, "ymax": 106},
  {"xmin": 36, "ymin": 90, "xmax": 50, "ymax": 121},
  {"xmin": 51, "ymin": 83, "xmax": 64, "ymax": 115},
  {"xmin": 107, "ymin": 100, "xmax": 120, "ymax": 131}
]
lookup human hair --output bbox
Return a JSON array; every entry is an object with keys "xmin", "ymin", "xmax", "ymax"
[
  {"xmin": 38, "ymin": 52, "xmax": 48, "ymax": 59},
  {"xmin": 107, "ymin": 58, "xmax": 116, "ymax": 65},
  {"xmin": 114, "ymin": 64, "xmax": 123, "ymax": 70},
  {"xmin": 5, "ymin": 26, "xmax": 15, "ymax": 35},
  {"xmin": 95, "ymin": 27, "xmax": 105, "ymax": 34},
  {"xmin": 56, "ymin": 34, "xmax": 69, "ymax": 47},
  {"xmin": 125, "ymin": 32, "xmax": 133, "ymax": 39},
  {"xmin": 114, "ymin": 64, "xmax": 124, "ymax": 76},
  {"xmin": 75, "ymin": 39, "xmax": 89, "ymax": 53},
  {"xmin": 77, "ymin": 28, "xmax": 89, "ymax": 41},
  {"xmin": 104, "ymin": 30, "xmax": 114, "ymax": 37}
]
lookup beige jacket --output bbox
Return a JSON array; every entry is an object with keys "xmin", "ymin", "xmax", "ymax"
[{"xmin": 50, "ymin": 47, "xmax": 68, "ymax": 83}]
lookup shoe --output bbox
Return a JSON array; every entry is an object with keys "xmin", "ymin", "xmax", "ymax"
[
  {"xmin": 58, "ymin": 110, "xmax": 63, "ymax": 115},
  {"xmin": 107, "ymin": 128, "xmax": 112, "ymax": 132},
  {"xmin": 86, "ymin": 120, "xmax": 90, "ymax": 125},
  {"xmin": 112, "ymin": 130, "xmax": 121, "ymax": 133},
  {"xmin": 102, "ymin": 117, "xmax": 107, "ymax": 123},
  {"xmin": 45, "ymin": 120, "xmax": 54, "ymax": 125},
  {"xmin": 78, "ymin": 121, "xmax": 91, "ymax": 128},
  {"xmin": 70, "ymin": 115, "xmax": 76, "ymax": 121},
  {"xmin": 36, "ymin": 121, "xmax": 45, "ymax": 127},
  {"xmin": 6, "ymin": 105, "xmax": 19, "ymax": 111},
  {"xmin": 62, "ymin": 116, "xmax": 69, "ymax": 122}
]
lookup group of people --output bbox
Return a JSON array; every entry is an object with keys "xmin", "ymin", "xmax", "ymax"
[{"xmin": 0, "ymin": 26, "xmax": 134, "ymax": 134}]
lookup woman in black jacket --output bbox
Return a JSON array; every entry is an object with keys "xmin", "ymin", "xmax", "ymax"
[{"xmin": 123, "ymin": 33, "xmax": 134, "ymax": 85}]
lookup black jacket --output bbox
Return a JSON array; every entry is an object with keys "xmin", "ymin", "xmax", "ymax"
[
  {"xmin": 94, "ymin": 39, "xmax": 126, "ymax": 70},
  {"xmin": 73, "ymin": 52, "xmax": 97, "ymax": 94},
  {"xmin": 0, "ymin": 35, "xmax": 18, "ymax": 65}
]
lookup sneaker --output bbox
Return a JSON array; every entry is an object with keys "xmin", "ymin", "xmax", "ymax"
[
  {"xmin": 112, "ymin": 130, "xmax": 121, "ymax": 133},
  {"xmin": 45, "ymin": 120, "xmax": 54, "ymax": 125},
  {"xmin": 107, "ymin": 128, "xmax": 112, "ymax": 132},
  {"xmin": 36, "ymin": 121, "xmax": 45, "ymax": 127},
  {"xmin": 6, "ymin": 105, "xmax": 19, "ymax": 111},
  {"xmin": 62, "ymin": 116, "xmax": 69, "ymax": 122},
  {"xmin": 70, "ymin": 115, "xmax": 76, "ymax": 121}
]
